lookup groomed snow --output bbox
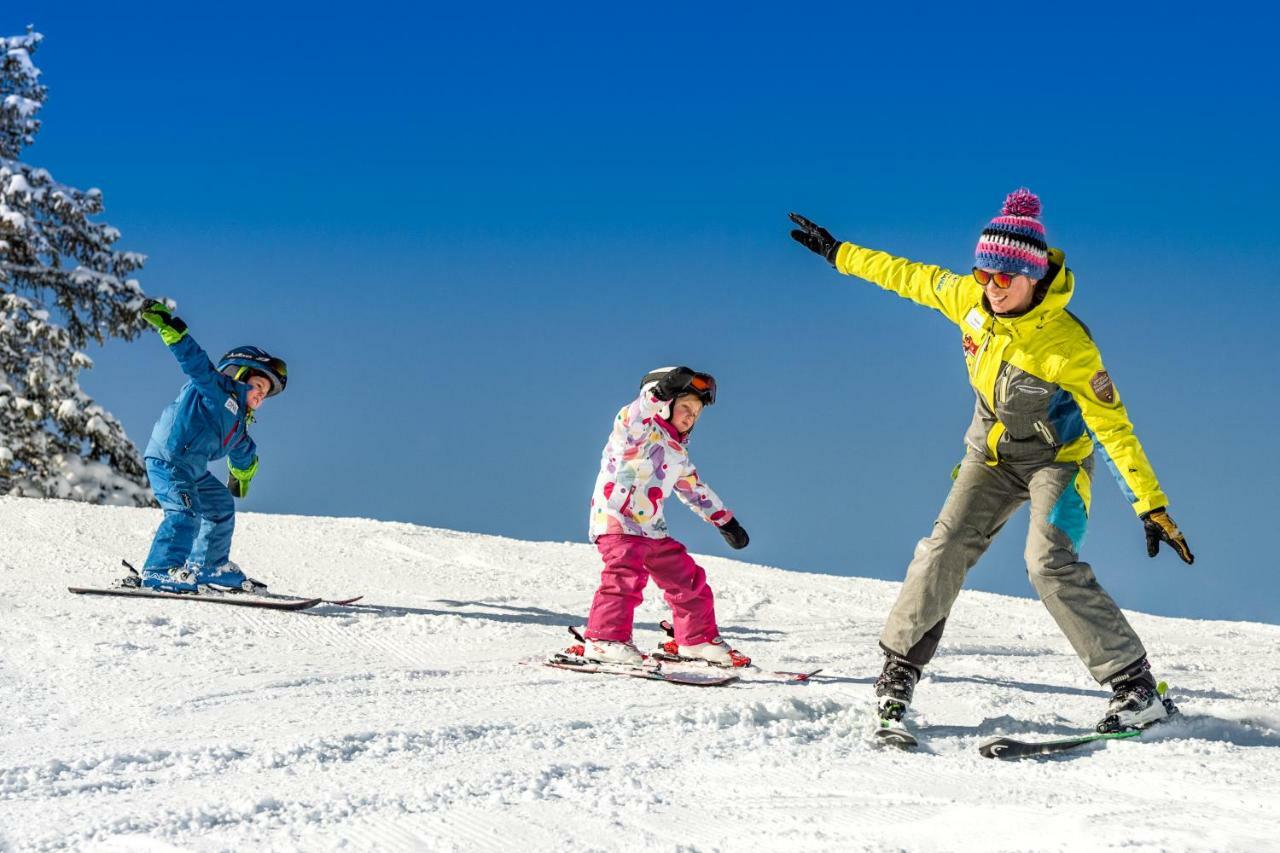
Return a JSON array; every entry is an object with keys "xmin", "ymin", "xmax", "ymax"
[{"xmin": 1, "ymin": 496, "xmax": 1277, "ymax": 852}]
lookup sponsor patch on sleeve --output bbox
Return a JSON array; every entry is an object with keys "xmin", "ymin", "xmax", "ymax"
[
  {"xmin": 225, "ymin": 396, "xmax": 239, "ymax": 415},
  {"xmin": 935, "ymin": 271, "xmax": 961, "ymax": 292},
  {"xmin": 1090, "ymin": 370, "xmax": 1115, "ymax": 403}
]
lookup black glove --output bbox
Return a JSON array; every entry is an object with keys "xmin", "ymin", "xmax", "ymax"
[
  {"xmin": 788, "ymin": 212, "xmax": 841, "ymax": 264},
  {"xmin": 1141, "ymin": 507, "xmax": 1194, "ymax": 565},
  {"xmin": 718, "ymin": 517, "xmax": 749, "ymax": 550},
  {"xmin": 652, "ymin": 366, "xmax": 697, "ymax": 401}
]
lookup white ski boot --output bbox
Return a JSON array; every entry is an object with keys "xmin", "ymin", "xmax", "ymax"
[
  {"xmin": 676, "ymin": 637, "xmax": 751, "ymax": 668},
  {"xmin": 1097, "ymin": 660, "xmax": 1177, "ymax": 733},
  {"xmin": 582, "ymin": 637, "xmax": 645, "ymax": 666}
]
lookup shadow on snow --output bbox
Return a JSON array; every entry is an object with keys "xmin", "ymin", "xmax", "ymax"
[{"xmin": 307, "ymin": 598, "xmax": 784, "ymax": 641}]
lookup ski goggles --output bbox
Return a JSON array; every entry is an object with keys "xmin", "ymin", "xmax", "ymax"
[
  {"xmin": 972, "ymin": 268, "xmax": 1018, "ymax": 289},
  {"xmin": 687, "ymin": 372, "xmax": 717, "ymax": 406}
]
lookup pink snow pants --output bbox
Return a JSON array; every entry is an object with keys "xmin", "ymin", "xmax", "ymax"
[{"xmin": 586, "ymin": 534, "xmax": 719, "ymax": 646}]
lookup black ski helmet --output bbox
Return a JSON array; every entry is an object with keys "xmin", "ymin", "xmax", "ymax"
[
  {"xmin": 639, "ymin": 366, "xmax": 717, "ymax": 422},
  {"xmin": 217, "ymin": 346, "xmax": 288, "ymax": 397}
]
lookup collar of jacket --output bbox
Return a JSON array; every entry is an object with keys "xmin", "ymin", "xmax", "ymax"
[
  {"xmin": 654, "ymin": 414, "xmax": 689, "ymax": 444},
  {"xmin": 982, "ymin": 247, "xmax": 1072, "ymax": 337}
]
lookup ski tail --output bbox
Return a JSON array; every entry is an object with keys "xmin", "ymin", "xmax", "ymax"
[{"xmin": 68, "ymin": 586, "xmax": 321, "ymax": 611}]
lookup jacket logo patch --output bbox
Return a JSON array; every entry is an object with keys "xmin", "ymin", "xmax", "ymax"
[
  {"xmin": 1090, "ymin": 370, "xmax": 1115, "ymax": 403},
  {"xmin": 225, "ymin": 397, "xmax": 239, "ymax": 415},
  {"xmin": 962, "ymin": 335, "xmax": 978, "ymax": 357},
  {"xmin": 935, "ymin": 272, "xmax": 960, "ymax": 292}
]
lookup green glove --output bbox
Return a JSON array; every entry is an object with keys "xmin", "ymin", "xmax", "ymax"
[
  {"xmin": 140, "ymin": 299, "xmax": 189, "ymax": 346},
  {"xmin": 227, "ymin": 457, "xmax": 259, "ymax": 498}
]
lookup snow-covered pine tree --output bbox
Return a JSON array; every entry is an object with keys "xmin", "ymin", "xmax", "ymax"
[{"xmin": 1, "ymin": 28, "xmax": 152, "ymax": 506}]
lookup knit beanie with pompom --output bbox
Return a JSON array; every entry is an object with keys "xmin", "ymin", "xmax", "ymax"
[{"xmin": 974, "ymin": 188, "xmax": 1048, "ymax": 281}]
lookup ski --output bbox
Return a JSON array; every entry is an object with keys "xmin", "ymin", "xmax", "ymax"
[
  {"xmin": 654, "ymin": 621, "xmax": 821, "ymax": 682},
  {"xmin": 227, "ymin": 589, "xmax": 365, "ymax": 606},
  {"xmin": 68, "ymin": 586, "xmax": 322, "ymax": 611},
  {"xmin": 544, "ymin": 653, "xmax": 740, "ymax": 687},
  {"xmin": 979, "ymin": 728, "xmax": 1141, "ymax": 759},
  {"xmin": 116, "ymin": 560, "xmax": 362, "ymax": 606},
  {"xmin": 981, "ymin": 684, "xmax": 1177, "ymax": 759},
  {"xmin": 873, "ymin": 723, "xmax": 919, "ymax": 749},
  {"xmin": 546, "ymin": 627, "xmax": 739, "ymax": 686},
  {"xmin": 651, "ymin": 649, "xmax": 820, "ymax": 683}
]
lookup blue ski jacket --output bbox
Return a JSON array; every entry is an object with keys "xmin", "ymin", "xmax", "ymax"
[{"xmin": 144, "ymin": 334, "xmax": 258, "ymax": 478}]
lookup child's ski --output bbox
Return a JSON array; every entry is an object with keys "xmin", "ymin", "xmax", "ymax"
[
  {"xmin": 544, "ymin": 653, "xmax": 740, "ymax": 687},
  {"xmin": 548, "ymin": 627, "xmax": 739, "ymax": 686},
  {"xmin": 68, "ymin": 586, "xmax": 322, "ymax": 611},
  {"xmin": 117, "ymin": 560, "xmax": 362, "ymax": 606},
  {"xmin": 979, "ymin": 728, "xmax": 1142, "ymax": 759},
  {"xmin": 651, "ymin": 649, "xmax": 821, "ymax": 683},
  {"xmin": 654, "ymin": 620, "xmax": 821, "ymax": 682},
  {"xmin": 222, "ymin": 588, "xmax": 364, "ymax": 607}
]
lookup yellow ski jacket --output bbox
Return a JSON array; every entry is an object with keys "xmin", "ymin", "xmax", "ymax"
[{"xmin": 834, "ymin": 242, "xmax": 1168, "ymax": 516}]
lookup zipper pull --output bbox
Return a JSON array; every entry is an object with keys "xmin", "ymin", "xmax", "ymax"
[{"xmin": 1033, "ymin": 420, "xmax": 1058, "ymax": 447}]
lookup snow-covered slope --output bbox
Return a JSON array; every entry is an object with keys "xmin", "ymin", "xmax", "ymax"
[{"xmin": 1, "ymin": 496, "xmax": 1277, "ymax": 852}]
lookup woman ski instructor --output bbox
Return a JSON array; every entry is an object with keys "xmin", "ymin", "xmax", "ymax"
[{"xmin": 789, "ymin": 188, "xmax": 1194, "ymax": 734}]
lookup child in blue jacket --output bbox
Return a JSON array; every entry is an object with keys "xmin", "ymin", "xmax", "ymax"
[{"xmin": 135, "ymin": 300, "xmax": 288, "ymax": 593}]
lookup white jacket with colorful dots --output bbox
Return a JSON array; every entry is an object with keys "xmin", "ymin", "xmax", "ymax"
[{"xmin": 588, "ymin": 390, "xmax": 733, "ymax": 542}]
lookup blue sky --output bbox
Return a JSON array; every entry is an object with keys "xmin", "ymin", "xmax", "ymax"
[{"xmin": 8, "ymin": 5, "xmax": 1277, "ymax": 623}]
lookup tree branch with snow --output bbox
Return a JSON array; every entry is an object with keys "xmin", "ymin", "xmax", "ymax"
[{"xmin": 0, "ymin": 28, "xmax": 152, "ymax": 506}]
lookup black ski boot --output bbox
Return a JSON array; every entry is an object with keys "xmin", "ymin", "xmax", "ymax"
[
  {"xmin": 1096, "ymin": 658, "xmax": 1177, "ymax": 733},
  {"xmin": 875, "ymin": 654, "xmax": 921, "ymax": 724}
]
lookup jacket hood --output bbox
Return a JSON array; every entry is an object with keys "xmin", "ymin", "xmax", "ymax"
[{"xmin": 985, "ymin": 247, "xmax": 1072, "ymax": 332}]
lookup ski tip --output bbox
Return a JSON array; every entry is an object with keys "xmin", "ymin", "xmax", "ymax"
[
  {"xmin": 978, "ymin": 728, "xmax": 1143, "ymax": 760},
  {"xmin": 873, "ymin": 727, "xmax": 918, "ymax": 749},
  {"xmin": 978, "ymin": 737, "xmax": 1013, "ymax": 759}
]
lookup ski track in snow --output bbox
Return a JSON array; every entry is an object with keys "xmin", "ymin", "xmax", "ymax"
[{"xmin": 1, "ymin": 497, "xmax": 1277, "ymax": 852}]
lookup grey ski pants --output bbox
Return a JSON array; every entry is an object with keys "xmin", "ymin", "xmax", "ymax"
[{"xmin": 878, "ymin": 456, "xmax": 1145, "ymax": 684}]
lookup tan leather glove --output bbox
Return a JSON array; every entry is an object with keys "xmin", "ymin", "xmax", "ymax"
[{"xmin": 1142, "ymin": 508, "xmax": 1194, "ymax": 565}]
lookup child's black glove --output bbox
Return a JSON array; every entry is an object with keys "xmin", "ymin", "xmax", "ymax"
[
  {"xmin": 652, "ymin": 366, "xmax": 698, "ymax": 401},
  {"xmin": 719, "ymin": 517, "xmax": 749, "ymax": 550}
]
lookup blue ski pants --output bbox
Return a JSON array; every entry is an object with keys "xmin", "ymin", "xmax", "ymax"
[{"xmin": 143, "ymin": 458, "xmax": 235, "ymax": 570}]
